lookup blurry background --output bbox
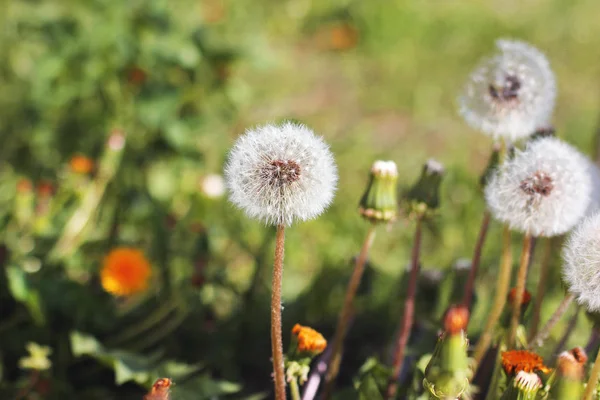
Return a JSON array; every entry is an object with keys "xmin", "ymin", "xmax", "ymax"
[{"xmin": 0, "ymin": 0, "xmax": 599, "ymax": 398}]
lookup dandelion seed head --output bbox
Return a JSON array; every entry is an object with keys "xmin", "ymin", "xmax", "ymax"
[
  {"xmin": 224, "ymin": 122, "xmax": 338, "ymax": 226},
  {"xmin": 485, "ymin": 137, "xmax": 591, "ymax": 237},
  {"xmin": 459, "ymin": 39, "xmax": 556, "ymax": 141},
  {"xmin": 563, "ymin": 212, "xmax": 600, "ymax": 312}
]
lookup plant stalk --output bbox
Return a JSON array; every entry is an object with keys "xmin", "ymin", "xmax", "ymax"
[
  {"xmin": 272, "ymin": 225, "xmax": 287, "ymax": 400},
  {"xmin": 507, "ymin": 233, "xmax": 533, "ymax": 348},
  {"xmin": 290, "ymin": 378, "xmax": 301, "ymax": 400},
  {"xmin": 473, "ymin": 225, "xmax": 513, "ymax": 367},
  {"xmin": 528, "ymin": 238, "xmax": 553, "ymax": 340},
  {"xmin": 386, "ymin": 217, "xmax": 423, "ymax": 399},
  {"xmin": 322, "ymin": 226, "xmax": 377, "ymax": 399},
  {"xmin": 463, "ymin": 210, "xmax": 491, "ymax": 309},
  {"xmin": 529, "ymin": 292, "xmax": 575, "ymax": 349},
  {"xmin": 583, "ymin": 344, "xmax": 600, "ymax": 400}
]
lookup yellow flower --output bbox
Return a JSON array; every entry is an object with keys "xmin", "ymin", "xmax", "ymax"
[
  {"xmin": 292, "ymin": 324, "xmax": 327, "ymax": 355},
  {"xmin": 69, "ymin": 154, "xmax": 95, "ymax": 174},
  {"xmin": 18, "ymin": 342, "xmax": 52, "ymax": 371},
  {"xmin": 101, "ymin": 248, "xmax": 152, "ymax": 296}
]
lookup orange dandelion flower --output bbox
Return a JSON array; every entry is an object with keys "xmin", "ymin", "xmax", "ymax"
[
  {"xmin": 100, "ymin": 248, "xmax": 151, "ymax": 296},
  {"xmin": 69, "ymin": 155, "xmax": 94, "ymax": 174},
  {"xmin": 144, "ymin": 378, "xmax": 172, "ymax": 400},
  {"xmin": 501, "ymin": 350, "xmax": 551, "ymax": 376},
  {"xmin": 292, "ymin": 324, "xmax": 327, "ymax": 355},
  {"xmin": 443, "ymin": 305, "xmax": 470, "ymax": 334},
  {"xmin": 507, "ymin": 287, "xmax": 532, "ymax": 306}
]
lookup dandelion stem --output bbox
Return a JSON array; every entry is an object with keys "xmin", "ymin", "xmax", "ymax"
[
  {"xmin": 583, "ymin": 344, "xmax": 600, "ymax": 400},
  {"xmin": 473, "ymin": 225, "xmax": 512, "ymax": 367},
  {"xmin": 386, "ymin": 217, "xmax": 423, "ymax": 400},
  {"xmin": 553, "ymin": 306, "xmax": 579, "ymax": 356},
  {"xmin": 529, "ymin": 292, "xmax": 575, "ymax": 349},
  {"xmin": 290, "ymin": 378, "xmax": 302, "ymax": 400},
  {"xmin": 528, "ymin": 238, "xmax": 553, "ymax": 340},
  {"xmin": 463, "ymin": 210, "xmax": 491, "ymax": 310},
  {"xmin": 272, "ymin": 225, "xmax": 287, "ymax": 400},
  {"xmin": 322, "ymin": 226, "xmax": 377, "ymax": 400},
  {"xmin": 507, "ymin": 233, "xmax": 533, "ymax": 347},
  {"xmin": 586, "ymin": 327, "xmax": 600, "ymax": 355}
]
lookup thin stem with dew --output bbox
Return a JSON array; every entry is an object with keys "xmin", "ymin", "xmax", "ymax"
[
  {"xmin": 583, "ymin": 345, "xmax": 600, "ymax": 400},
  {"xmin": 473, "ymin": 225, "xmax": 513, "ymax": 367},
  {"xmin": 528, "ymin": 292, "xmax": 575, "ymax": 349},
  {"xmin": 322, "ymin": 226, "xmax": 377, "ymax": 399},
  {"xmin": 528, "ymin": 238, "xmax": 554, "ymax": 340},
  {"xmin": 386, "ymin": 217, "xmax": 423, "ymax": 400},
  {"xmin": 272, "ymin": 225, "xmax": 287, "ymax": 400},
  {"xmin": 463, "ymin": 210, "xmax": 491, "ymax": 309},
  {"xmin": 507, "ymin": 233, "xmax": 533, "ymax": 348}
]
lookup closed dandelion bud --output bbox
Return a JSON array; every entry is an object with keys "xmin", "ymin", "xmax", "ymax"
[
  {"xmin": 144, "ymin": 378, "xmax": 172, "ymax": 400},
  {"xmin": 501, "ymin": 288, "xmax": 532, "ymax": 327},
  {"xmin": 404, "ymin": 159, "xmax": 444, "ymax": 219},
  {"xmin": 479, "ymin": 143, "xmax": 501, "ymax": 189},
  {"xmin": 15, "ymin": 179, "xmax": 34, "ymax": 229},
  {"xmin": 551, "ymin": 347, "xmax": 586, "ymax": 399},
  {"xmin": 423, "ymin": 306, "xmax": 471, "ymax": 399},
  {"xmin": 359, "ymin": 160, "xmax": 398, "ymax": 223}
]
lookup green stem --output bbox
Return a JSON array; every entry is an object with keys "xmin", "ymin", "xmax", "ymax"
[
  {"xmin": 583, "ymin": 345, "xmax": 600, "ymax": 400},
  {"xmin": 290, "ymin": 377, "xmax": 301, "ymax": 400},
  {"xmin": 528, "ymin": 238, "xmax": 553, "ymax": 340},
  {"xmin": 473, "ymin": 225, "xmax": 512, "ymax": 367},
  {"xmin": 463, "ymin": 210, "xmax": 491, "ymax": 309},
  {"xmin": 322, "ymin": 226, "xmax": 377, "ymax": 399},
  {"xmin": 507, "ymin": 233, "xmax": 533, "ymax": 348},
  {"xmin": 529, "ymin": 292, "xmax": 575, "ymax": 349}
]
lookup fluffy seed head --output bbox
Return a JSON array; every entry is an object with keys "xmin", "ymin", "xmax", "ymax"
[
  {"xmin": 459, "ymin": 39, "xmax": 556, "ymax": 141},
  {"xmin": 225, "ymin": 122, "xmax": 337, "ymax": 226},
  {"xmin": 562, "ymin": 212, "xmax": 600, "ymax": 311},
  {"xmin": 485, "ymin": 137, "xmax": 591, "ymax": 237}
]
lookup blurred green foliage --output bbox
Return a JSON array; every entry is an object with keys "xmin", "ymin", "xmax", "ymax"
[{"xmin": 0, "ymin": 0, "xmax": 599, "ymax": 398}]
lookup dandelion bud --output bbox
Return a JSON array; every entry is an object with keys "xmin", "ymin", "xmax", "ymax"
[
  {"xmin": 69, "ymin": 154, "xmax": 95, "ymax": 175},
  {"xmin": 15, "ymin": 179, "xmax": 34, "ymax": 228},
  {"xmin": 358, "ymin": 160, "xmax": 398, "ymax": 223},
  {"xmin": 501, "ymin": 370, "xmax": 543, "ymax": 399},
  {"xmin": 485, "ymin": 137, "xmax": 591, "ymax": 237},
  {"xmin": 563, "ymin": 212, "xmax": 600, "ymax": 311},
  {"xmin": 479, "ymin": 143, "xmax": 501, "ymax": 189},
  {"xmin": 551, "ymin": 348, "xmax": 585, "ymax": 399},
  {"xmin": 286, "ymin": 324, "xmax": 327, "ymax": 385},
  {"xmin": 224, "ymin": 122, "xmax": 337, "ymax": 226},
  {"xmin": 423, "ymin": 307, "xmax": 471, "ymax": 399},
  {"xmin": 404, "ymin": 159, "xmax": 444, "ymax": 218},
  {"xmin": 459, "ymin": 39, "xmax": 556, "ymax": 141},
  {"xmin": 144, "ymin": 378, "xmax": 172, "ymax": 400}
]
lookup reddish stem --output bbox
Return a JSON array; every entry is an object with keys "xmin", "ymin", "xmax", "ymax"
[
  {"xmin": 271, "ymin": 225, "xmax": 287, "ymax": 400},
  {"xmin": 463, "ymin": 210, "xmax": 491, "ymax": 310}
]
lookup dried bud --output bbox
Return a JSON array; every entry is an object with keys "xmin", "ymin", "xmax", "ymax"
[
  {"xmin": 144, "ymin": 378, "xmax": 172, "ymax": 400},
  {"xmin": 404, "ymin": 159, "xmax": 444, "ymax": 219},
  {"xmin": 359, "ymin": 160, "xmax": 398, "ymax": 223},
  {"xmin": 507, "ymin": 287, "xmax": 532, "ymax": 307},
  {"xmin": 551, "ymin": 347, "xmax": 586, "ymax": 399},
  {"xmin": 443, "ymin": 305, "xmax": 469, "ymax": 335}
]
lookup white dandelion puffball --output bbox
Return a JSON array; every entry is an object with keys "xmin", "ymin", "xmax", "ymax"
[
  {"xmin": 484, "ymin": 137, "xmax": 591, "ymax": 237},
  {"xmin": 224, "ymin": 122, "xmax": 338, "ymax": 226},
  {"xmin": 563, "ymin": 212, "xmax": 600, "ymax": 311},
  {"xmin": 459, "ymin": 39, "xmax": 556, "ymax": 141}
]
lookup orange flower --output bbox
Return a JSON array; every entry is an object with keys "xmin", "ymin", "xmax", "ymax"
[
  {"xmin": 292, "ymin": 324, "xmax": 327, "ymax": 354},
  {"xmin": 100, "ymin": 248, "xmax": 151, "ymax": 296},
  {"xmin": 69, "ymin": 155, "xmax": 94, "ymax": 174},
  {"xmin": 501, "ymin": 350, "xmax": 551, "ymax": 376},
  {"xmin": 443, "ymin": 305, "xmax": 470, "ymax": 334},
  {"xmin": 144, "ymin": 378, "xmax": 172, "ymax": 400}
]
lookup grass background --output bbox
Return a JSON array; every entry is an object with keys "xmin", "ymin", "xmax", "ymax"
[{"xmin": 1, "ymin": 0, "xmax": 599, "ymax": 398}]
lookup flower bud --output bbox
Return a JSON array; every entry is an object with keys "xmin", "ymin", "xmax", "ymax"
[
  {"xmin": 404, "ymin": 159, "xmax": 444, "ymax": 219},
  {"xmin": 501, "ymin": 287, "xmax": 532, "ymax": 328},
  {"xmin": 358, "ymin": 160, "xmax": 398, "ymax": 223},
  {"xmin": 286, "ymin": 324, "xmax": 327, "ymax": 385},
  {"xmin": 501, "ymin": 370, "xmax": 542, "ymax": 399},
  {"xmin": 550, "ymin": 347, "xmax": 586, "ymax": 399}
]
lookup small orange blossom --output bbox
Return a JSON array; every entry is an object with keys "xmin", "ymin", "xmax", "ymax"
[
  {"xmin": 69, "ymin": 155, "xmax": 94, "ymax": 174},
  {"xmin": 292, "ymin": 324, "xmax": 327, "ymax": 354},
  {"xmin": 100, "ymin": 248, "xmax": 151, "ymax": 296},
  {"xmin": 501, "ymin": 350, "xmax": 551, "ymax": 376}
]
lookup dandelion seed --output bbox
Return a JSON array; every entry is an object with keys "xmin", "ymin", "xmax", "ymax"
[
  {"xmin": 485, "ymin": 137, "xmax": 591, "ymax": 237},
  {"xmin": 224, "ymin": 122, "xmax": 337, "ymax": 226},
  {"xmin": 562, "ymin": 212, "xmax": 600, "ymax": 312},
  {"xmin": 459, "ymin": 39, "xmax": 556, "ymax": 141},
  {"xmin": 100, "ymin": 248, "xmax": 152, "ymax": 297}
]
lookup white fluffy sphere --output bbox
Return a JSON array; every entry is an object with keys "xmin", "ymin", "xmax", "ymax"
[
  {"xmin": 485, "ymin": 137, "xmax": 591, "ymax": 237},
  {"xmin": 224, "ymin": 122, "xmax": 338, "ymax": 226},
  {"xmin": 459, "ymin": 39, "xmax": 556, "ymax": 142},
  {"xmin": 563, "ymin": 212, "xmax": 600, "ymax": 311}
]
